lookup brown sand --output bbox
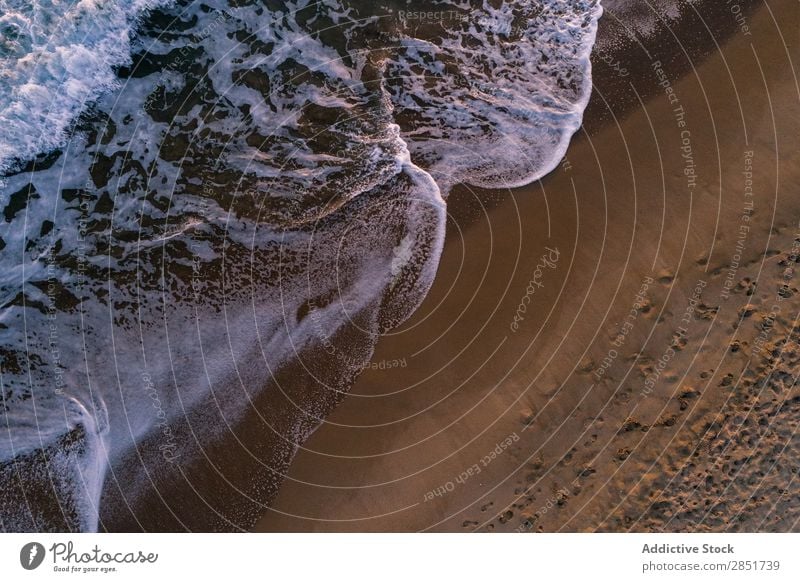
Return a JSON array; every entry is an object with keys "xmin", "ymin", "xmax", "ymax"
[{"xmin": 255, "ymin": 0, "xmax": 800, "ymax": 532}]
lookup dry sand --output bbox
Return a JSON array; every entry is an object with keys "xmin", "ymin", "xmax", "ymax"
[{"xmin": 255, "ymin": 0, "xmax": 800, "ymax": 532}]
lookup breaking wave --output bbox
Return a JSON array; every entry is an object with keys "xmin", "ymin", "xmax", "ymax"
[{"xmin": 0, "ymin": 0, "xmax": 601, "ymax": 531}]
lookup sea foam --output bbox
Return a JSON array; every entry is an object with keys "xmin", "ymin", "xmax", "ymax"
[
  {"xmin": 0, "ymin": 0, "xmax": 601, "ymax": 531},
  {"xmin": 0, "ymin": 0, "xmax": 172, "ymax": 174}
]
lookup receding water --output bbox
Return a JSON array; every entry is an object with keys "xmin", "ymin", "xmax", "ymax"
[{"xmin": 0, "ymin": 0, "xmax": 601, "ymax": 531}]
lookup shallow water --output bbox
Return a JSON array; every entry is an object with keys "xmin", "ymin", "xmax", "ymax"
[{"xmin": 0, "ymin": 0, "xmax": 601, "ymax": 531}]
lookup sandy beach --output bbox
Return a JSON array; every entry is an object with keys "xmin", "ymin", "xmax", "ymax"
[
  {"xmin": 256, "ymin": 0, "xmax": 800, "ymax": 532},
  {"xmin": 2, "ymin": 0, "xmax": 797, "ymax": 536}
]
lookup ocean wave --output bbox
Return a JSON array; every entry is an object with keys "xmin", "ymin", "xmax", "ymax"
[
  {"xmin": 0, "ymin": 0, "xmax": 601, "ymax": 531},
  {"xmin": 0, "ymin": 0, "xmax": 173, "ymax": 174}
]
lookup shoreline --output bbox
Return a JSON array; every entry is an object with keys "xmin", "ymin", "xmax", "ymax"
[{"xmin": 256, "ymin": 0, "xmax": 800, "ymax": 532}]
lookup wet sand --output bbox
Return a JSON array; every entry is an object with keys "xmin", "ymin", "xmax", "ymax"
[{"xmin": 256, "ymin": 0, "xmax": 800, "ymax": 532}]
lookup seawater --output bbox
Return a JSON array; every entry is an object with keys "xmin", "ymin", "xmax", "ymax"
[{"xmin": 0, "ymin": 0, "xmax": 602, "ymax": 531}]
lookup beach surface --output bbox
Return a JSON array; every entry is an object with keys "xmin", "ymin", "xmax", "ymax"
[{"xmin": 256, "ymin": 0, "xmax": 800, "ymax": 532}]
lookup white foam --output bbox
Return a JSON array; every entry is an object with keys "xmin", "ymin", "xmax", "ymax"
[
  {"xmin": 0, "ymin": 0, "xmax": 601, "ymax": 531},
  {"xmin": 0, "ymin": 0, "xmax": 173, "ymax": 174},
  {"xmin": 388, "ymin": 0, "xmax": 603, "ymax": 192}
]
